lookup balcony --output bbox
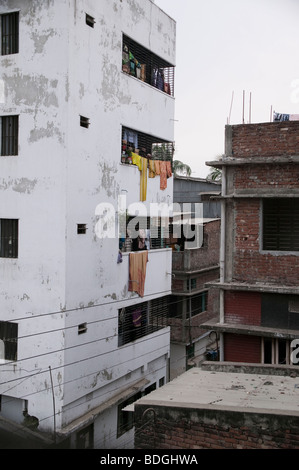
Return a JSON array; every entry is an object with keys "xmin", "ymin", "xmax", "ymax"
[{"xmin": 122, "ymin": 34, "xmax": 175, "ymax": 97}]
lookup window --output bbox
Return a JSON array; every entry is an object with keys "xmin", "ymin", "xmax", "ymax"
[
  {"xmin": 263, "ymin": 198, "xmax": 299, "ymax": 251},
  {"xmin": 119, "ymin": 216, "xmax": 168, "ymax": 252},
  {"xmin": 77, "ymin": 224, "xmax": 87, "ymax": 234},
  {"xmin": 186, "ymin": 278, "xmax": 196, "ymax": 291},
  {"xmin": 76, "ymin": 423, "xmax": 93, "ymax": 449},
  {"xmin": 1, "ymin": 115, "xmax": 19, "ymax": 155},
  {"xmin": 117, "ymin": 391, "xmax": 142, "ymax": 438},
  {"xmin": 1, "ymin": 12, "xmax": 19, "ymax": 55},
  {"xmin": 190, "ymin": 291, "xmax": 208, "ymax": 317},
  {"xmin": 122, "ymin": 34, "xmax": 175, "ymax": 96},
  {"xmin": 121, "ymin": 126, "xmax": 174, "ymax": 164},
  {"xmin": 261, "ymin": 337, "xmax": 298, "ymax": 366},
  {"xmin": 85, "ymin": 14, "xmax": 95, "ymax": 28},
  {"xmin": 118, "ymin": 298, "xmax": 168, "ymax": 346},
  {"xmin": 261, "ymin": 293, "xmax": 299, "ymax": 330},
  {"xmin": 78, "ymin": 323, "xmax": 87, "ymax": 335},
  {"xmin": 0, "ymin": 321, "xmax": 18, "ymax": 361},
  {"xmin": 80, "ymin": 115, "xmax": 90, "ymax": 128},
  {"xmin": 0, "ymin": 219, "xmax": 18, "ymax": 258}
]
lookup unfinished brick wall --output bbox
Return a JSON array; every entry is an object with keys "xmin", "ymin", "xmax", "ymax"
[
  {"xmin": 135, "ymin": 404, "xmax": 299, "ymax": 449},
  {"xmin": 225, "ymin": 291, "xmax": 261, "ymax": 325},
  {"xmin": 233, "ymin": 198, "xmax": 299, "ymax": 286},
  {"xmin": 228, "ymin": 121, "xmax": 299, "ymax": 158}
]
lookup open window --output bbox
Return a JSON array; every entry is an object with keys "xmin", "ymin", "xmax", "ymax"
[
  {"xmin": 1, "ymin": 12, "xmax": 19, "ymax": 56},
  {"xmin": 122, "ymin": 34, "xmax": 175, "ymax": 96}
]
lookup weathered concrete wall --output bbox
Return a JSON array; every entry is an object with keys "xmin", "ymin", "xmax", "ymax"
[{"xmin": 0, "ymin": 0, "xmax": 176, "ymax": 445}]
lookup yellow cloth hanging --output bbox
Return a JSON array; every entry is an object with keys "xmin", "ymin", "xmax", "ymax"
[
  {"xmin": 148, "ymin": 160, "xmax": 156, "ymax": 178},
  {"xmin": 132, "ymin": 152, "xmax": 141, "ymax": 169},
  {"xmin": 140, "ymin": 157, "xmax": 148, "ymax": 201}
]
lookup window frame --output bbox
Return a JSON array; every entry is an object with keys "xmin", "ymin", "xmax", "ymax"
[
  {"xmin": 0, "ymin": 218, "xmax": 19, "ymax": 258},
  {"xmin": 122, "ymin": 34, "xmax": 175, "ymax": 96},
  {"xmin": 1, "ymin": 11, "xmax": 19, "ymax": 56},
  {"xmin": 1, "ymin": 115, "xmax": 19, "ymax": 156},
  {"xmin": 0, "ymin": 321, "xmax": 18, "ymax": 361},
  {"xmin": 262, "ymin": 198, "xmax": 299, "ymax": 253}
]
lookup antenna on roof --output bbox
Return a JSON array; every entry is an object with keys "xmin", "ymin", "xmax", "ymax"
[
  {"xmin": 249, "ymin": 92, "xmax": 252, "ymax": 123},
  {"xmin": 270, "ymin": 105, "xmax": 273, "ymax": 122},
  {"xmin": 227, "ymin": 90, "xmax": 234, "ymax": 124},
  {"xmin": 242, "ymin": 90, "xmax": 245, "ymax": 124}
]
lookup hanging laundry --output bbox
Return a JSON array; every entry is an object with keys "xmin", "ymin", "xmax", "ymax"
[
  {"xmin": 274, "ymin": 112, "xmax": 290, "ymax": 122},
  {"xmin": 154, "ymin": 160, "xmax": 160, "ymax": 175},
  {"xmin": 132, "ymin": 308, "xmax": 142, "ymax": 328},
  {"xmin": 123, "ymin": 129, "xmax": 138, "ymax": 148},
  {"xmin": 290, "ymin": 114, "xmax": 299, "ymax": 121},
  {"xmin": 140, "ymin": 156, "xmax": 148, "ymax": 202},
  {"xmin": 128, "ymin": 251, "xmax": 148, "ymax": 297},
  {"xmin": 148, "ymin": 160, "xmax": 156, "ymax": 178},
  {"xmin": 159, "ymin": 161, "xmax": 167, "ymax": 190},
  {"xmin": 132, "ymin": 152, "xmax": 141, "ymax": 169}
]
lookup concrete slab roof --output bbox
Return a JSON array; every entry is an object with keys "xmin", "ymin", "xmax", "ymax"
[{"xmin": 130, "ymin": 367, "xmax": 299, "ymax": 417}]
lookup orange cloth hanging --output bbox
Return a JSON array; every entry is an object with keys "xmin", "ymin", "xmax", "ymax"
[
  {"xmin": 128, "ymin": 251, "xmax": 148, "ymax": 297},
  {"xmin": 154, "ymin": 160, "xmax": 160, "ymax": 175},
  {"xmin": 148, "ymin": 160, "xmax": 156, "ymax": 178},
  {"xmin": 159, "ymin": 161, "xmax": 167, "ymax": 190}
]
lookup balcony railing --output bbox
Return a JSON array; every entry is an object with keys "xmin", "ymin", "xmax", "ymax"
[
  {"xmin": 121, "ymin": 126, "xmax": 174, "ymax": 165},
  {"xmin": 122, "ymin": 34, "xmax": 175, "ymax": 97}
]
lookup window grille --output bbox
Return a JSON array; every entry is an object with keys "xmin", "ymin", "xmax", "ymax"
[
  {"xmin": 1, "ymin": 116, "xmax": 19, "ymax": 156},
  {"xmin": 0, "ymin": 219, "xmax": 18, "ymax": 258},
  {"xmin": 118, "ymin": 298, "xmax": 168, "ymax": 347},
  {"xmin": 120, "ymin": 216, "xmax": 169, "ymax": 252},
  {"xmin": 122, "ymin": 34, "xmax": 175, "ymax": 96},
  {"xmin": 263, "ymin": 198, "xmax": 299, "ymax": 251},
  {"xmin": 1, "ymin": 12, "xmax": 19, "ymax": 55},
  {"xmin": 0, "ymin": 321, "xmax": 18, "ymax": 361},
  {"xmin": 190, "ymin": 291, "xmax": 208, "ymax": 317},
  {"xmin": 121, "ymin": 126, "xmax": 174, "ymax": 164}
]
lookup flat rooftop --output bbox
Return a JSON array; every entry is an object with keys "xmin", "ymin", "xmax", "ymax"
[{"xmin": 130, "ymin": 367, "xmax": 299, "ymax": 416}]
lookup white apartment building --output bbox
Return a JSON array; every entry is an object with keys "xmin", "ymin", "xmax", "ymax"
[{"xmin": 0, "ymin": 0, "xmax": 176, "ymax": 449}]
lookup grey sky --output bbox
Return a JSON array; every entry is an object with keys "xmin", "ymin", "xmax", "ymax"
[{"xmin": 155, "ymin": 0, "xmax": 299, "ymax": 177}]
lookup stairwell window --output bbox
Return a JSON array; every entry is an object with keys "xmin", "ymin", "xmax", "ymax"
[
  {"xmin": 262, "ymin": 198, "xmax": 299, "ymax": 252},
  {"xmin": 1, "ymin": 115, "xmax": 19, "ymax": 156},
  {"xmin": 0, "ymin": 219, "xmax": 18, "ymax": 258},
  {"xmin": 1, "ymin": 12, "xmax": 19, "ymax": 55}
]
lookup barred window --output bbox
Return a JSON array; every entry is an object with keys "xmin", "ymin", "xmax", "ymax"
[
  {"xmin": 0, "ymin": 219, "xmax": 18, "ymax": 258},
  {"xmin": 263, "ymin": 199, "xmax": 299, "ymax": 251},
  {"xmin": 0, "ymin": 321, "xmax": 18, "ymax": 361},
  {"xmin": 118, "ymin": 298, "xmax": 168, "ymax": 347},
  {"xmin": 122, "ymin": 34, "xmax": 175, "ymax": 96},
  {"xmin": 1, "ymin": 116, "xmax": 19, "ymax": 156},
  {"xmin": 121, "ymin": 126, "xmax": 174, "ymax": 164},
  {"xmin": 1, "ymin": 12, "xmax": 19, "ymax": 55},
  {"xmin": 119, "ymin": 216, "xmax": 169, "ymax": 252}
]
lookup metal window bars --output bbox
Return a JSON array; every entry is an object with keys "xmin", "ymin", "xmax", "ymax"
[
  {"xmin": 1, "ymin": 12, "xmax": 19, "ymax": 55},
  {"xmin": 122, "ymin": 34, "xmax": 175, "ymax": 97},
  {"xmin": 1, "ymin": 116, "xmax": 19, "ymax": 156},
  {"xmin": 0, "ymin": 219, "xmax": 18, "ymax": 258},
  {"xmin": 121, "ymin": 126, "xmax": 174, "ymax": 164}
]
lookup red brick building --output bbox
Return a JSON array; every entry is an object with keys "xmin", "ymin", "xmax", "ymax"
[{"xmin": 203, "ymin": 121, "xmax": 299, "ymax": 366}]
